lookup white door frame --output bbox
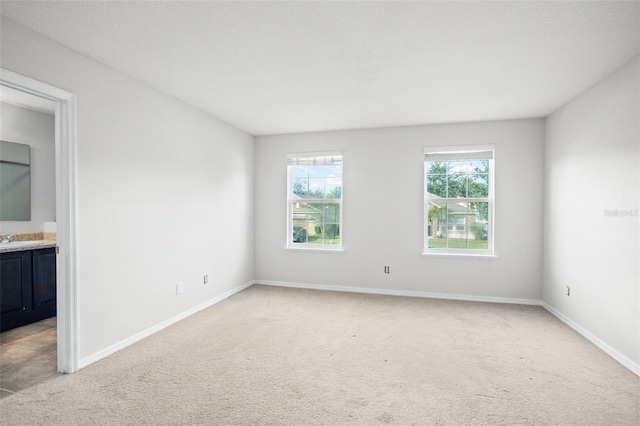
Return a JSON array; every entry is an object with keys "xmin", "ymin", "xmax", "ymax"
[{"xmin": 1, "ymin": 68, "xmax": 79, "ymax": 373}]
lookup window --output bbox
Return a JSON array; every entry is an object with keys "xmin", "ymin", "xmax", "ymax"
[
  {"xmin": 287, "ymin": 152, "xmax": 343, "ymax": 249},
  {"xmin": 424, "ymin": 146, "xmax": 494, "ymax": 255}
]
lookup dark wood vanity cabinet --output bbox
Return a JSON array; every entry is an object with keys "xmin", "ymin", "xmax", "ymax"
[
  {"xmin": 32, "ymin": 248, "xmax": 57, "ymax": 313},
  {"xmin": 0, "ymin": 250, "xmax": 32, "ymax": 331},
  {"xmin": 0, "ymin": 247, "xmax": 56, "ymax": 332}
]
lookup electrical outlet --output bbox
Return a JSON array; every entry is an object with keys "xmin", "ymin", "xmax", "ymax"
[
  {"xmin": 566, "ymin": 286, "xmax": 570, "ymax": 296},
  {"xmin": 176, "ymin": 283, "xmax": 183, "ymax": 295},
  {"xmin": 203, "ymin": 274, "xmax": 208, "ymax": 284},
  {"xmin": 384, "ymin": 266, "xmax": 390, "ymax": 274}
]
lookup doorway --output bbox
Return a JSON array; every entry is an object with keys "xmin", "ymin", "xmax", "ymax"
[{"xmin": 0, "ymin": 69, "xmax": 78, "ymax": 376}]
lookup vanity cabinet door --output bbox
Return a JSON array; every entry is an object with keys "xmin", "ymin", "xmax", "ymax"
[
  {"xmin": 0, "ymin": 250, "xmax": 32, "ymax": 331},
  {"xmin": 33, "ymin": 248, "xmax": 56, "ymax": 316},
  {"xmin": 32, "ymin": 247, "xmax": 57, "ymax": 318}
]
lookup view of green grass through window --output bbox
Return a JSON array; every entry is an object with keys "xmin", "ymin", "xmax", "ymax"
[
  {"xmin": 288, "ymin": 154, "xmax": 342, "ymax": 247},
  {"xmin": 425, "ymin": 148, "xmax": 493, "ymax": 253}
]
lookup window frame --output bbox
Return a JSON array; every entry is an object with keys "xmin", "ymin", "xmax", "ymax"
[
  {"xmin": 423, "ymin": 145, "xmax": 495, "ymax": 257},
  {"xmin": 286, "ymin": 151, "xmax": 344, "ymax": 251}
]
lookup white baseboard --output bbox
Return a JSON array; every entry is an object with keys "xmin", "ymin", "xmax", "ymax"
[
  {"xmin": 79, "ymin": 280, "xmax": 255, "ymax": 369},
  {"xmin": 541, "ymin": 301, "xmax": 639, "ymax": 376},
  {"xmin": 255, "ymin": 279, "xmax": 542, "ymax": 306}
]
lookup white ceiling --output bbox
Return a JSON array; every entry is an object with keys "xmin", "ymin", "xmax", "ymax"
[{"xmin": 1, "ymin": 1, "xmax": 638, "ymax": 136}]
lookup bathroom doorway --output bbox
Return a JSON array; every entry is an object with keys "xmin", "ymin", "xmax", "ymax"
[
  {"xmin": 0, "ymin": 87, "xmax": 57, "ymax": 396},
  {"xmin": 0, "ymin": 69, "xmax": 78, "ymax": 381}
]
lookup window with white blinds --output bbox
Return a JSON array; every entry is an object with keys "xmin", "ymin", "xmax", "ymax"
[
  {"xmin": 286, "ymin": 152, "xmax": 343, "ymax": 249},
  {"xmin": 424, "ymin": 146, "xmax": 495, "ymax": 255}
]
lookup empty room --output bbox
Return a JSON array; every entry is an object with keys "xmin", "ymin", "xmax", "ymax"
[{"xmin": 0, "ymin": 1, "xmax": 638, "ymax": 425}]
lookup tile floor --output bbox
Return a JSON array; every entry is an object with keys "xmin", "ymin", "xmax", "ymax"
[{"xmin": 0, "ymin": 316, "xmax": 59, "ymax": 399}]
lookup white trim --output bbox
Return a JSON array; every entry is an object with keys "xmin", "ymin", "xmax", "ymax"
[
  {"xmin": 284, "ymin": 246, "xmax": 345, "ymax": 253},
  {"xmin": 421, "ymin": 252, "xmax": 497, "ymax": 258},
  {"xmin": 541, "ymin": 302, "xmax": 640, "ymax": 376},
  {"xmin": 79, "ymin": 280, "xmax": 255, "ymax": 369},
  {"xmin": 0, "ymin": 69, "xmax": 79, "ymax": 374},
  {"xmin": 255, "ymin": 280, "xmax": 541, "ymax": 306}
]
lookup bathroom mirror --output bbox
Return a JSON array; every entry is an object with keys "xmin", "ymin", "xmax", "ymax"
[{"xmin": 0, "ymin": 140, "xmax": 31, "ymax": 221}]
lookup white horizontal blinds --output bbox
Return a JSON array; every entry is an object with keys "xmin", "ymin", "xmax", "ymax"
[
  {"xmin": 424, "ymin": 150, "xmax": 493, "ymax": 162},
  {"xmin": 287, "ymin": 154, "xmax": 342, "ymax": 166}
]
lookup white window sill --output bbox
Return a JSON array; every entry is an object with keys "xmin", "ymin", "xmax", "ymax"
[
  {"xmin": 285, "ymin": 246, "xmax": 344, "ymax": 253},
  {"xmin": 421, "ymin": 251, "xmax": 497, "ymax": 259}
]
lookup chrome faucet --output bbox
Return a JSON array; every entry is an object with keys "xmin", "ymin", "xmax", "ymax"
[{"xmin": 1, "ymin": 235, "xmax": 14, "ymax": 244}]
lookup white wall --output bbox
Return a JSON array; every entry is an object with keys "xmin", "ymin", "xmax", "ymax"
[
  {"xmin": 543, "ymin": 57, "xmax": 639, "ymax": 369},
  {"xmin": 5, "ymin": 12, "xmax": 634, "ymax": 374},
  {"xmin": 1, "ymin": 18, "xmax": 255, "ymax": 362},
  {"xmin": 0, "ymin": 102, "xmax": 55, "ymax": 233},
  {"xmin": 256, "ymin": 119, "xmax": 545, "ymax": 302}
]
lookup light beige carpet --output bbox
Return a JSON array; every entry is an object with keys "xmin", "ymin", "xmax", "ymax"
[{"xmin": 1, "ymin": 284, "xmax": 638, "ymax": 425}]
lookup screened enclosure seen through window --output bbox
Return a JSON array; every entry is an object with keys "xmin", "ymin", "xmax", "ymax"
[
  {"xmin": 287, "ymin": 152, "xmax": 343, "ymax": 249},
  {"xmin": 424, "ymin": 147, "xmax": 494, "ymax": 255}
]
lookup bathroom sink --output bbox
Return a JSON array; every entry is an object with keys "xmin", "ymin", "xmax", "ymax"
[{"xmin": 0, "ymin": 240, "xmax": 43, "ymax": 248}]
